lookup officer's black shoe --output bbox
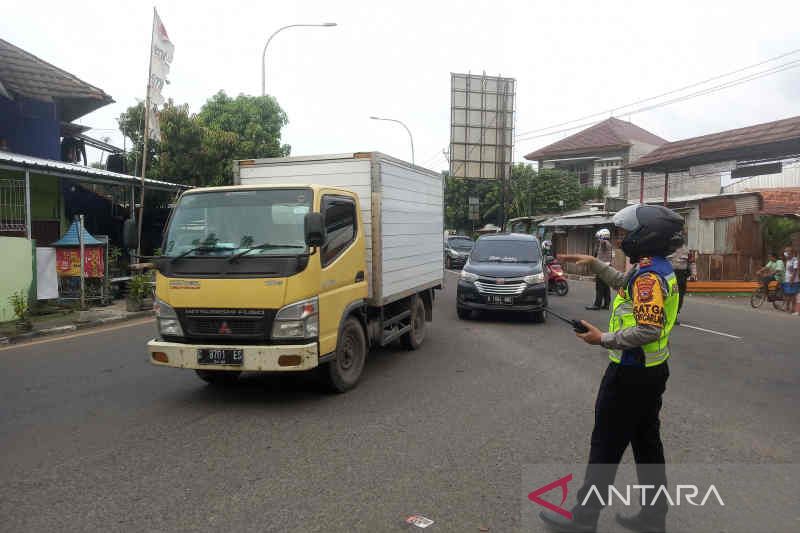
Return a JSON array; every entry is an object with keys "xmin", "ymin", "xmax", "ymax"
[
  {"xmin": 585, "ymin": 305, "xmax": 602, "ymax": 310},
  {"xmin": 539, "ymin": 511, "xmax": 596, "ymax": 532},
  {"xmin": 615, "ymin": 511, "xmax": 666, "ymax": 533}
]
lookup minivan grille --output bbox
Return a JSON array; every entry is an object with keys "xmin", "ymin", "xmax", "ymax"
[{"xmin": 474, "ymin": 278, "xmax": 527, "ymax": 295}]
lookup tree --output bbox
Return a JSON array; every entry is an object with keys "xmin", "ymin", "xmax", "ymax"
[{"xmin": 117, "ymin": 91, "xmax": 290, "ymax": 186}]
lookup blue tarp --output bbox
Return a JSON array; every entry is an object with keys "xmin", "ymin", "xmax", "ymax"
[{"xmin": 51, "ymin": 220, "xmax": 103, "ymax": 247}]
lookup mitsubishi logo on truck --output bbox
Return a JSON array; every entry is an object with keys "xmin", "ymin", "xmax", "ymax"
[{"xmin": 218, "ymin": 321, "xmax": 232, "ymax": 335}]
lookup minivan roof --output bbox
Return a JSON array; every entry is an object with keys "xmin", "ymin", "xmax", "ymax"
[{"xmin": 477, "ymin": 233, "xmax": 539, "ymax": 242}]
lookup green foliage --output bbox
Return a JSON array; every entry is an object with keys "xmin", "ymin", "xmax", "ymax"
[
  {"xmin": 127, "ymin": 274, "xmax": 151, "ymax": 302},
  {"xmin": 8, "ymin": 290, "xmax": 28, "ymax": 320},
  {"xmin": 443, "ymin": 164, "xmax": 584, "ymax": 233},
  {"xmin": 762, "ymin": 216, "xmax": 800, "ymax": 254},
  {"xmin": 117, "ymin": 91, "xmax": 290, "ymax": 187},
  {"xmin": 108, "ymin": 245, "xmax": 122, "ymax": 266},
  {"xmin": 580, "ymin": 184, "xmax": 606, "ymax": 202}
]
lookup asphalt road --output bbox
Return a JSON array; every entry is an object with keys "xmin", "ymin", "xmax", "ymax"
[{"xmin": 1, "ymin": 273, "xmax": 798, "ymax": 532}]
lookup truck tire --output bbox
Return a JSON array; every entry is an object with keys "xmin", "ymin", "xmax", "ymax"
[
  {"xmin": 401, "ymin": 298, "xmax": 427, "ymax": 350},
  {"xmin": 323, "ymin": 317, "xmax": 367, "ymax": 393},
  {"xmin": 195, "ymin": 370, "xmax": 241, "ymax": 386}
]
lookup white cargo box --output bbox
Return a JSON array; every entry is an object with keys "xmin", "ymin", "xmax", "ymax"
[{"xmin": 234, "ymin": 152, "xmax": 443, "ymax": 306}]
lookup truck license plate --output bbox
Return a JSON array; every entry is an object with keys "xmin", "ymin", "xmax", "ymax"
[
  {"xmin": 197, "ymin": 348, "xmax": 244, "ymax": 366},
  {"xmin": 488, "ymin": 295, "xmax": 514, "ymax": 305}
]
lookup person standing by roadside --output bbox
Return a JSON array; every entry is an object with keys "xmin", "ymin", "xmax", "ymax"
[
  {"xmin": 586, "ymin": 229, "xmax": 612, "ymax": 311},
  {"xmin": 668, "ymin": 242, "xmax": 690, "ymax": 324},
  {"xmin": 783, "ymin": 247, "xmax": 799, "ymax": 315}
]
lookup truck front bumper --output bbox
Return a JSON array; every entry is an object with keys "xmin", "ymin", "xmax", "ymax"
[{"xmin": 147, "ymin": 339, "xmax": 320, "ymax": 372}]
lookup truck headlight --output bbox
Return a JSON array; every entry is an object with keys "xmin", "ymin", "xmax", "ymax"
[
  {"xmin": 460, "ymin": 270, "xmax": 478, "ymax": 283},
  {"xmin": 523, "ymin": 272, "xmax": 545, "ymax": 284},
  {"xmin": 154, "ymin": 297, "xmax": 184, "ymax": 337},
  {"xmin": 272, "ymin": 297, "xmax": 319, "ymax": 339}
]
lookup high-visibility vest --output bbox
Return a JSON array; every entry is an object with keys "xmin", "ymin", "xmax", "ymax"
[{"xmin": 607, "ymin": 256, "xmax": 678, "ymax": 367}]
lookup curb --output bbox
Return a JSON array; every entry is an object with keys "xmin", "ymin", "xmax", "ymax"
[{"xmin": 0, "ymin": 310, "xmax": 154, "ymax": 345}]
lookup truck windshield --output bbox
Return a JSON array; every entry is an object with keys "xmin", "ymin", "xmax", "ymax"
[
  {"xmin": 164, "ymin": 188, "xmax": 312, "ymax": 258},
  {"xmin": 472, "ymin": 239, "xmax": 540, "ymax": 263}
]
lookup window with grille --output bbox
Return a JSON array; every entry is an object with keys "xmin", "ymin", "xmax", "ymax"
[{"xmin": 0, "ymin": 178, "xmax": 26, "ymax": 233}]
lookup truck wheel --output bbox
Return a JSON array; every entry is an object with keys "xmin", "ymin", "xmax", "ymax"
[
  {"xmin": 457, "ymin": 305, "xmax": 471, "ymax": 320},
  {"xmin": 323, "ymin": 317, "xmax": 367, "ymax": 393},
  {"xmin": 195, "ymin": 370, "xmax": 241, "ymax": 386},
  {"xmin": 401, "ymin": 298, "xmax": 427, "ymax": 350}
]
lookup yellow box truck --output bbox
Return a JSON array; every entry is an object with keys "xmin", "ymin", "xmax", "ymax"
[{"xmin": 146, "ymin": 152, "xmax": 443, "ymax": 391}]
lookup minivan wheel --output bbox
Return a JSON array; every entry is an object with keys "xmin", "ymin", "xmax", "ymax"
[
  {"xmin": 456, "ymin": 305, "xmax": 471, "ymax": 320},
  {"xmin": 323, "ymin": 317, "xmax": 367, "ymax": 393},
  {"xmin": 530, "ymin": 310, "xmax": 546, "ymax": 323},
  {"xmin": 401, "ymin": 298, "xmax": 427, "ymax": 350}
]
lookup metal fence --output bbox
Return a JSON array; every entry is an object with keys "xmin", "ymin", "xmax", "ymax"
[{"xmin": 0, "ymin": 178, "xmax": 26, "ymax": 233}]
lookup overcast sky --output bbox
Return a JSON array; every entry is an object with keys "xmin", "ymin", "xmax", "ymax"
[{"xmin": 5, "ymin": 0, "xmax": 800, "ymax": 172}]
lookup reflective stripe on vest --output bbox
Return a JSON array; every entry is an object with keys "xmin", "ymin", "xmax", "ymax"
[{"xmin": 607, "ymin": 260, "xmax": 678, "ymax": 367}]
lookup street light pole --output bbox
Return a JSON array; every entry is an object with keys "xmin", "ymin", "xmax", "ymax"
[
  {"xmin": 262, "ymin": 22, "xmax": 337, "ymax": 96},
  {"xmin": 369, "ymin": 116, "xmax": 415, "ymax": 165}
]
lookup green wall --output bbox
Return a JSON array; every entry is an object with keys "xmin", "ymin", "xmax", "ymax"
[{"xmin": 0, "ymin": 237, "xmax": 35, "ymax": 323}]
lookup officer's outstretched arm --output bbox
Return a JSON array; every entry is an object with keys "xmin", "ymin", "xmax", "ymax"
[
  {"xmin": 599, "ymin": 273, "xmax": 665, "ymax": 350},
  {"xmin": 587, "ymin": 258, "xmax": 626, "ymax": 289}
]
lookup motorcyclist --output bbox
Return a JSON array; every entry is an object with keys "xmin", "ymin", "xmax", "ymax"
[{"xmin": 540, "ymin": 204, "xmax": 684, "ymax": 533}]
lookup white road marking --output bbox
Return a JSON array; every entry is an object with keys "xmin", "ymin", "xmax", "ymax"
[
  {"xmin": 0, "ymin": 318, "xmax": 155, "ymax": 352},
  {"xmin": 678, "ymin": 323, "xmax": 742, "ymax": 340}
]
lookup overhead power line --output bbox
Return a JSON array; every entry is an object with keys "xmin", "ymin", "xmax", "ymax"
[
  {"xmin": 515, "ymin": 58, "xmax": 800, "ymax": 143},
  {"xmin": 514, "ymin": 46, "xmax": 800, "ymax": 141}
]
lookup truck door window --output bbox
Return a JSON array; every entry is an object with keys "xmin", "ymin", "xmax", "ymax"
[{"xmin": 321, "ymin": 196, "xmax": 356, "ymax": 267}]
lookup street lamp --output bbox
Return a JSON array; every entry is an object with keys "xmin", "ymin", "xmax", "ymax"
[
  {"xmin": 262, "ymin": 22, "xmax": 337, "ymax": 96},
  {"xmin": 370, "ymin": 116, "xmax": 415, "ymax": 165}
]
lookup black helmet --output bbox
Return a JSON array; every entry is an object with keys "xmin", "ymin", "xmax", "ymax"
[{"xmin": 612, "ymin": 204, "xmax": 684, "ymax": 261}]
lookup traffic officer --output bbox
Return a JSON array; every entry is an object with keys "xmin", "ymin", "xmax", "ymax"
[
  {"xmin": 540, "ymin": 204, "xmax": 684, "ymax": 533},
  {"xmin": 586, "ymin": 228, "xmax": 613, "ymax": 311}
]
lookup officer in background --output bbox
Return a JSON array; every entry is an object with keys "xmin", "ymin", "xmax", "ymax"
[
  {"xmin": 668, "ymin": 239, "xmax": 690, "ymax": 324},
  {"xmin": 586, "ymin": 228, "xmax": 613, "ymax": 310},
  {"xmin": 540, "ymin": 204, "xmax": 684, "ymax": 533}
]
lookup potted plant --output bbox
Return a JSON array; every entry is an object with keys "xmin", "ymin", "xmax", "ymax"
[
  {"xmin": 9, "ymin": 290, "xmax": 32, "ymax": 332},
  {"xmin": 126, "ymin": 274, "xmax": 150, "ymax": 312}
]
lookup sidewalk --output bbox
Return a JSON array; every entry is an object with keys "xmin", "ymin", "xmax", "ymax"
[{"xmin": 0, "ymin": 300, "xmax": 154, "ymax": 345}]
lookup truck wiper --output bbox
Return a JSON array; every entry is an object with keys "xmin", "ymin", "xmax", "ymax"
[
  {"xmin": 169, "ymin": 244, "xmax": 227, "ymax": 263},
  {"xmin": 227, "ymin": 243, "xmax": 306, "ymax": 262}
]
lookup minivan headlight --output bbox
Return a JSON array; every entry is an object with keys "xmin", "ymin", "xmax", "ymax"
[
  {"xmin": 272, "ymin": 297, "xmax": 319, "ymax": 339},
  {"xmin": 523, "ymin": 272, "xmax": 545, "ymax": 285},
  {"xmin": 460, "ymin": 270, "xmax": 478, "ymax": 283},
  {"xmin": 154, "ymin": 297, "xmax": 184, "ymax": 337}
]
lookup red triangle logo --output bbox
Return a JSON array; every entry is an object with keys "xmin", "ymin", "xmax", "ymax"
[
  {"xmin": 527, "ymin": 473, "xmax": 573, "ymax": 520},
  {"xmin": 218, "ymin": 321, "xmax": 232, "ymax": 335}
]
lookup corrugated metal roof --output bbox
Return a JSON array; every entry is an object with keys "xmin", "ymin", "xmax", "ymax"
[
  {"xmin": 0, "ymin": 151, "xmax": 190, "ymax": 191},
  {"xmin": 0, "ymin": 38, "xmax": 113, "ymax": 121},
  {"xmin": 628, "ymin": 115, "xmax": 800, "ymax": 172},
  {"xmin": 540, "ymin": 215, "xmax": 615, "ymax": 227}
]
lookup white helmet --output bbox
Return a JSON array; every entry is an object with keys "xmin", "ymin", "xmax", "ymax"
[
  {"xmin": 595, "ymin": 228, "xmax": 611, "ymax": 240},
  {"xmin": 542, "ymin": 239, "xmax": 552, "ymax": 250}
]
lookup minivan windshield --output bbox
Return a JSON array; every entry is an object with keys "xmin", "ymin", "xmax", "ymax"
[
  {"xmin": 163, "ymin": 188, "xmax": 312, "ymax": 258},
  {"xmin": 472, "ymin": 239, "xmax": 540, "ymax": 263},
  {"xmin": 448, "ymin": 237, "xmax": 474, "ymax": 251}
]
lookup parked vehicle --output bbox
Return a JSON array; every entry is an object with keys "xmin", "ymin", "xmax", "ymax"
[
  {"xmin": 142, "ymin": 152, "xmax": 443, "ymax": 392},
  {"xmin": 456, "ymin": 233, "xmax": 547, "ymax": 322},
  {"xmin": 444, "ymin": 235, "xmax": 474, "ymax": 269},
  {"xmin": 545, "ymin": 256, "xmax": 569, "ymax": 296}
]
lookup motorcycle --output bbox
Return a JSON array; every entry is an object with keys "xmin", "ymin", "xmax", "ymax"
[{"xmin": 545, "ymin": 256, "xmax": 569, "ymax": 296}]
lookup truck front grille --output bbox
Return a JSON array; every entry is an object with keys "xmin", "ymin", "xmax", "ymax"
[{"xmin": 178, "ymin": 309, "xmax": 275, "ymax": 341}]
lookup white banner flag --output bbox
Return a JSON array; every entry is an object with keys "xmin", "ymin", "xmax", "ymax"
[{"xmin": 146, "ymin": 9, "xmax": 174, "ymax": 141}]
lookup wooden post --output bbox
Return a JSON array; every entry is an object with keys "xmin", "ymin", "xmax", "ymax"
[
  {"xmin": 663, "ymin": 171, "xmax": 669, "ymax": 206},
  {"xmin": 136, "ymin": 8, "xmax": 156, "ymax": 260},
  {"xmin": 639, "ymin": 171, "xmax": 644, "ymax": 204}
]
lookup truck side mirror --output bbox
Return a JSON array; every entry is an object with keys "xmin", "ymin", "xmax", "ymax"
[
  {"xmin": 304, "ymin": 212, "xmax": 326, "ymax": 248},
  {"xmin": 123, "ymin": 219, "xmax": 139, "ymax": 250}
]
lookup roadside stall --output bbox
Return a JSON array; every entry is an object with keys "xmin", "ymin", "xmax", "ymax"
[{"xmin": 51, "ymin": 217, "xmax": 108, "ymax": 306}]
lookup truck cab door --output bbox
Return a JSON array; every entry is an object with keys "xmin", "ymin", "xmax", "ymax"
[{"xmin": 317, "ymin": 193, "xmax": 367, "ymax": 355}]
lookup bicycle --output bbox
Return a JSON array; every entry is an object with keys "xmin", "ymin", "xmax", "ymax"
[{"xmin": 750, "ymin": 280, "xmax": 784, "ymax": 310}]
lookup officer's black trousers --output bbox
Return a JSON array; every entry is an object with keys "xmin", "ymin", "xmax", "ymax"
[
  {"xmin": 572, "ymin": 361, "xmax": 670, "ymax": 525},
  {"xmin": 593, "ymin": 276, "xmax": 611, "ymax": 308}
]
